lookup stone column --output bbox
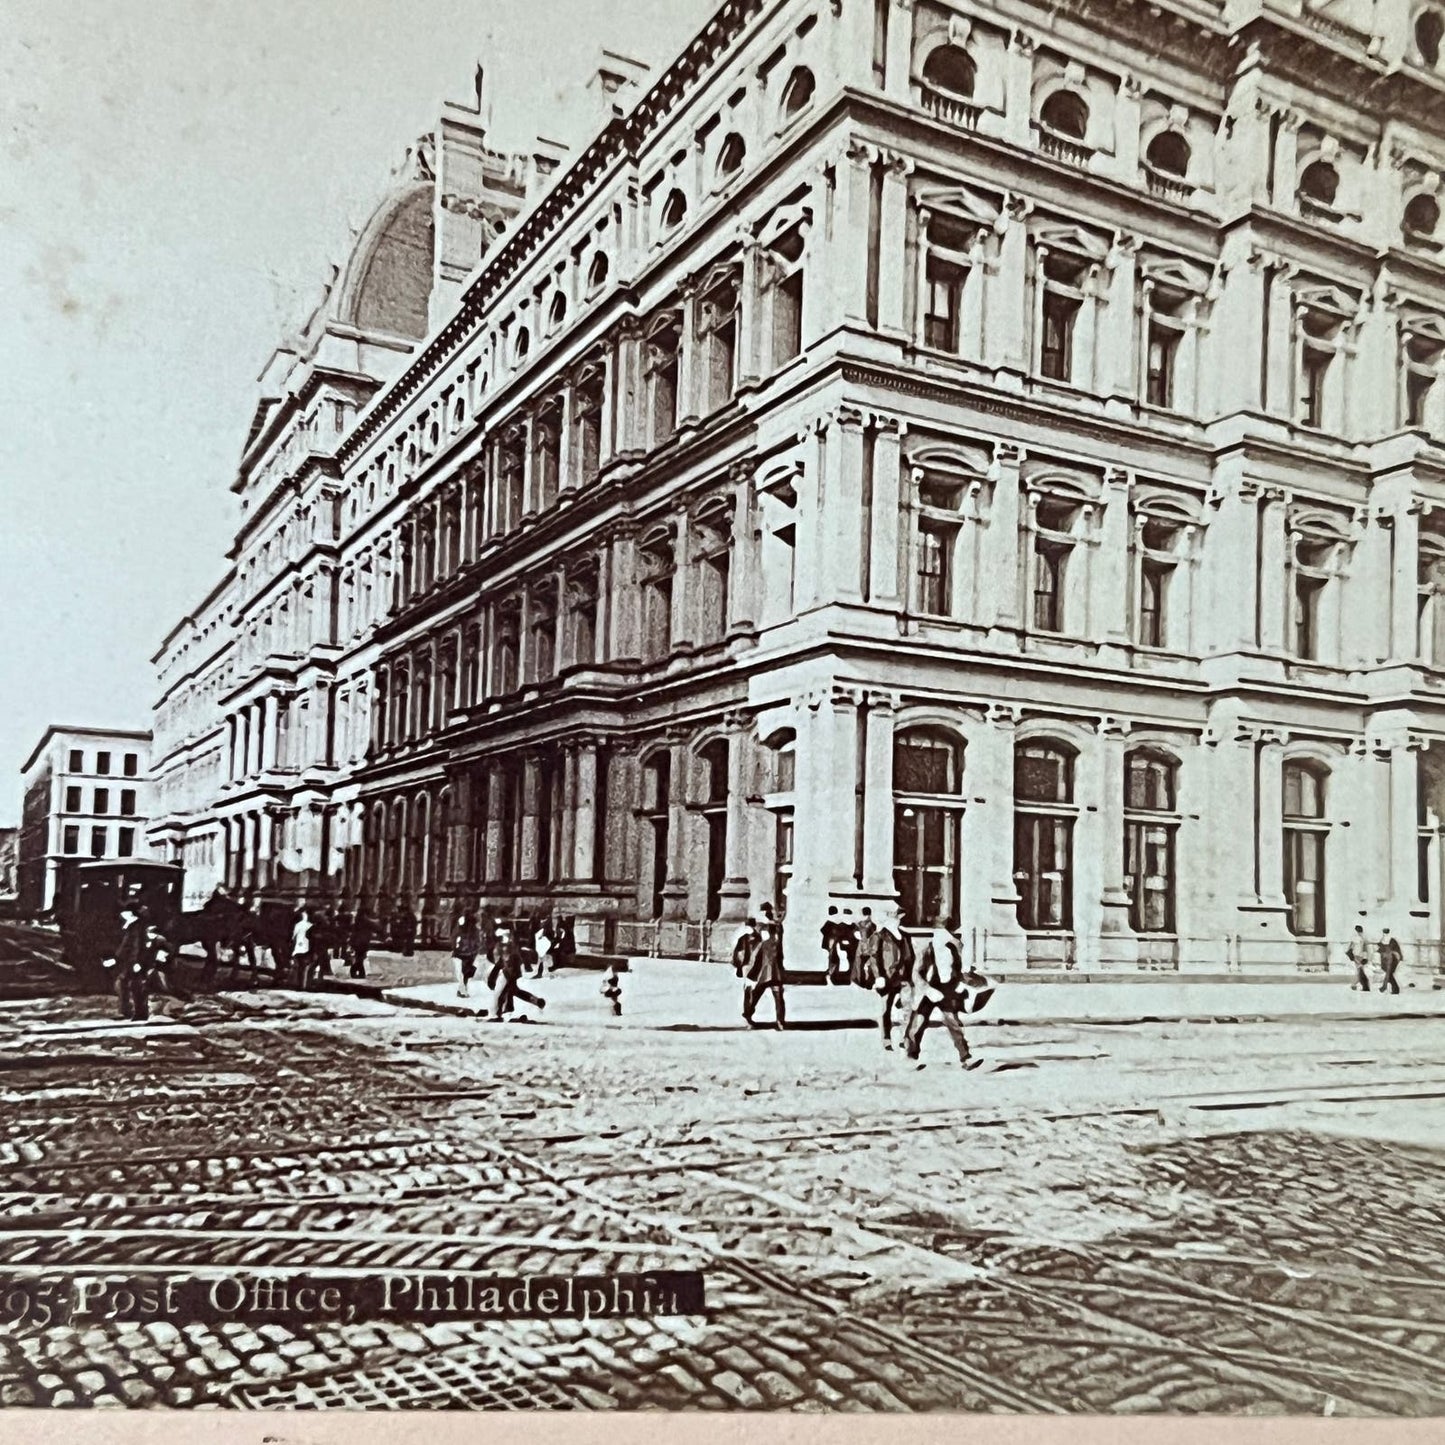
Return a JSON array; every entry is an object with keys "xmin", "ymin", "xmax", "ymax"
[
  {"xmin": 1002, "ymin": 32, "xmax": 1034, "ymax": 147},
  {"xmin": 520, "ymin": 757, "xmax": 542, "ymax": 882},
  {"xmin": 1388, "ymin": 741, "xmax": 1423, "ymax": 922},
  {"xmin": 670, "ymin": 513, "xmax": 694, "ymax": 650},
  {"xmin": 982, "ymin": 442, "xmax": 1024, "ymax": 630},
  {"xmin": 661, "ymin": 736, "xmax": 691, "ymax": 921},
  {"xmin": 1258, "ymin": 490, "xmax": 1290, "ymax": 652},
  {"xmin": 990, "ymin": 200, "xmax": 1030, "ymax": 374},
  {"xmin": 860, "ymin": 692, "xmax": 898, "ymax": 899},
  {"xmin": 716, "ymin": 713, "xmax": 754, "ymax": 924},
  {"xmin": 257, "ymin": 809, "xmax": 276, "ymax": 891},
  {"xmin": 485, "ymin": 767, "xmax": 505, "ymax": 884},
  {"xmin": 726, "ymin": 465, "xmax": 758, "ymax": 634},
  {"xmin": 959, "ymin": 705, "xmax": 1026, "ymax": 968},
  {"xmin": 1093, "ymin": 468, "xmax": 1132, "ymax": 651},
  {"xmin": 607, "ymin": 533, "xmax": 640, "ymax": 662},
  {"xmin": 1256, "ymin": 732, "xmax": 1288, "ymax": 909},
  {"xmin": 1391, "ymin": 500, "xmax": 1421, "ymax": 663},
  {"xmin": 572, "ymin": 741, "xmax": 600, "ymax": 884},
  {"xmin": 884, "ymin": 0, "xmax": 913, "ymax": 100},
  {"xmin": 869, "ymin": 419, "xmax": 904, "ymax": 608},
  {"xmin": 558, "ymin": 748, "xmax": 578, "ymax": 883},
  {"xmin": 1101, "ymin": 237, "xmax": 1139, "ymax": 401},
  {"xmin": 877, "ymin": 154, "xmax": 912, "ymax": 337},
  {"xmin": 1095, "ymin": 718, "xmax": 1135, "ymax": 964},
  {"xmin": 819, "ymin": 407, "xmax": 867, "ymax": 604}
]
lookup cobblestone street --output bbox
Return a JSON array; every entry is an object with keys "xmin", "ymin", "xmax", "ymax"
[{"xmin": 2, "ymin": 923, "xmax": 1444, "ymax": 1415}]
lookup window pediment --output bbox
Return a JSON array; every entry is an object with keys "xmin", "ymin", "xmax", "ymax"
[
  {"xmin": 1139, "ymin": 255, "xmax": 1211, "ymax": 296},
  {"xmin": 1292, "ymin": 282, "xmax": 1359, "ymax": 320},
  {"xmin": 904, "ymin": 439, "xmax": 992, "ymax": 480},
  {"xmin": 1030, "ymin": 222, "xmax": 1109, "ymax": 262}
]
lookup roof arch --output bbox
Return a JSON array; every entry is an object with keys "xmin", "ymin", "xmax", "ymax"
[{"xmin": 335, "ymin": 183, "xmax": 436, "ymax": 340}]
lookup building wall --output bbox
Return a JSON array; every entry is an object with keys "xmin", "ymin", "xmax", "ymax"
[
  {"xmin": 17, "ymin": 731, "xmax": 154, "ymax": 914},
  {"xmin": 151, "ymin": 0, "xmax": 1445, "ymax": 970}
]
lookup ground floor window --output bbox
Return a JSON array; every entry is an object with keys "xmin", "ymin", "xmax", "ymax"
[
  {"xmin": 894, "ymin": 804, "xmax": 960, "ymax": 928},
  {"xmin": 775, "ymin": 812, "xmax": 793, "ymax": 915},
  {"xmin": 1013, "ymin": 814, "xmax": 1073, "ymax": 931},
  {"xmin": 1124, "ymin": 821, "xmax": 1175, "ymax": 933},
  {"xmin": 1283, "ymin": 828, "xmax": 1326, "ymax": 937}
]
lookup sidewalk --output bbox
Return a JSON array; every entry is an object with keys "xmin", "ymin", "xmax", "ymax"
[{"xmin": 325, "ymin": 952, "xmax": 1445, "ymax": 1031}]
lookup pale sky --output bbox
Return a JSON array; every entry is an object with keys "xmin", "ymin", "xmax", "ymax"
[{"xmin": 0, "ymin": 0, "xmax": 711, "ymax": 823}]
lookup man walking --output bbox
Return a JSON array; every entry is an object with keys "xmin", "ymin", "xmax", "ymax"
[
  {"xmin": 486, "ymin": 924, "xmax": 547, "ymax": 1021},
  {"xmin": 1346, "ymin": 925, "xmax": 1371, "ymax": 992},
  {"xmin": 872, "ymin": 914, "xmax": 914, "ymax": 1051},
  {"xmin": 1379, "ymin": 928, "xmax": 1404, "ymax": 996},
  {"xmin": 902, "ymin": 915, "xmax": 989, "ymax": 1070},
  {"xmin": 732, "ymin": 918, "xmax": 761, "ymax": 1022},
  {"xmin": 291, "ymin": 907, "xmax": 318, "ymax": 991},
  {"xmin": 743, "ymin": 918, "xmax": 786, "ymax": 1030}
]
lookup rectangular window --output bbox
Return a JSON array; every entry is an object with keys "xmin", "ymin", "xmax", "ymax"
[
  {"xmin": 1300, "ymin": 346, "xmax": 1331, "ymax": 428},
  {"xmin": 63, "ymin": 825, "xmax": 79, "ymax": 855},
  {"xmin": 1294, "ymin": 574, "xmax": 1327, "ymax": 659},
  {"xmin": 68, "ymin": 749, "xmax": 84, "ymax": 772},
  {"xmin": 894, "ymin": 804, "xmax": 961, "ymax": 929},
  {"xmin": 644, "ymin": 577, "xmax": 673, "ymax": 660},
  {"xmin": 1284, "ymin": 828, "xmax": 1326, "ymax": 936},
  {"xmin": 773, "ymin": 270, "xmax": 804, "ymax": 368},
  {"xmin": 1139, "ymin": 560, "xmax": 1169, "ymax": 648},
  {"xmin": 1125, "ymin": 821, "xmax": 1176, "ymax": 933},
  {"xmin": 123, "ymin": 753, "xmax": 139, "ymax": 777},
  {"xmin": 94, "ymin": 788, "xmax": 110, "ymax": 815},
  {"xmin": 1040, "ymin": 292, "xmax": 1080, "ymax": 382},
  {"xmin": 1014, "ymin": 813, "xmax": 1074, "ymax": 930},
  {"xmin": 64, "ymin": 786, "xmax": 81, "ymax": 813},
  {"xmin": 924, "ymin": 258, "xmax": 965, "ymax": 352},
  {"xmin": 702, "ymin": 282, "xmax": 739, "ymax": 412},
  {"xmin": 121, "ymin": 789, "xmax": 137, "ymax": 817},
  {"xmin": 917, "ymin": 524, "xmax": 951, "ymax": 616},
  {"xmin": 96, "ymin": 752, "xmax": 111, "ymax": 776},
  {"xmin": 118, "ymin": 827, "xmax": 135, "ymax": 858},
  {"xmin": 1407, "ymin": 370, "xmax": 1433, "ymax": 428},
  {"xmin": 90, "ymin": 826, "xmax": 107, "ymax": 858},
  {"xmin": 647, "ymin": 331, "xmax": 680, "ymax": 447},
  {"xmin": 1146, "ymin": 322, "xmax": 1179, "ymax": 408},
  {"xmin": 1033, "ymin": 541, "xmax": 1066, "ymax": 632}
]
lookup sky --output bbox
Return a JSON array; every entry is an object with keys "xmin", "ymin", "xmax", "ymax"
[{"xmin": 0, "ymin": 0, "xmax": 711, "ymax": 824}]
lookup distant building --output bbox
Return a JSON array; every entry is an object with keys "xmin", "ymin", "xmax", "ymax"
[
  {"xmin": 0, "ymin": 828, "xmax": 17, "ymax": 903},
  {"xmin": 17, "ymin": 727, "xmax": 153, "ymax": 915}
]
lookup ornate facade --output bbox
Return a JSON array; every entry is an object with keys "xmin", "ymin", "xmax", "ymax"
[{"xmin": 151, "ymin": 0, "xmax": 1445, "ymax": 971}]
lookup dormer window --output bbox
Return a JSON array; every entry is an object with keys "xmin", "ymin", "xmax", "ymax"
[
  {"xmin": 780, "ymin": 66, "xmax": 816, "ymax": 121},
  {"xmin": 921, "ymin": 45, "xmax": 976, "ymax": 99},
  {"xmin": 716, "ymin": 133, "xmax": 746, "ymax": 181},
  {"xmin": 1405, "ymin": 192, "xmax": 1441, "ymax": 244},
  {"xmin": 1144, "ymin": 131, "xmax": 1190, "ymax": 180},
  {"xmin": 1417, "ymin": 8, "xmax": 1444, "ymax": 65},
  {"xmin": 1039, "ymin": 90, "xmax": 1089, "ymax": 140},
  {"xmin": 659, "ymin": 188, "xmax": 688, "ymax": 234},
  {"xmin": 1405, "ymin": 330, "xmax": 1444, "ymax": 429},
  {"xmin": 1298, "ymin": 160, "xmax": 1340, "ymax": 212}
]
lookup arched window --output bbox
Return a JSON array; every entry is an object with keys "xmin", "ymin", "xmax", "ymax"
[
  {"xmin": 1405, "ymin": 192, "xmax": 1441, "ymax": 240},
  {"xmin": 512, "ymin": 326, "xmax": 530, "ymax": 364},
  {"xmin": 586, "ymin": 251, "xmax": 610, "ymax": 293},
  {"xmin": 659, "ymin": 188, "xmax": 688, "ymax": 233},
  {"xmin": 1283, "ymin": 761, "xmax": 1329, "ymax": 938},
  {"xmin": 716, "ymin": 132, "xmax": 746, "ymax": 180},
  {"xmin": 1298, "ymin": 160, "xmax": 1340, "ymax": 209},
  {"xmin": 780, "ymin": 66, "xmax": 816, "ymax": 119},
  {"xmin": 1039, "ymin": 90, "xmax": 1089, "ymax": 140},
  {"xmin": 1145, "ymin": 131, "xmax": 1191, "ymax": 179},
  {"xmin": 1014, "ymin": 743, "xmax": 1076, "ymax": 931},
  {"xmin": 547, "ymin": 293, "xmax": 567, "ymax": 333},
  {"xmin": 1417, "ymin": 7, "xmax": 1444, "ymax": 65},
  {"xmin": 893, "ymin": 728, "xmax": 965, "ymax": 928},
  {"xmin": 922, "ymin": 45, "xmax": 976, "ymax": 98},
  {"xmin": 1124, "ymin": 751, "xmax": 1180, "ymax": 934}
]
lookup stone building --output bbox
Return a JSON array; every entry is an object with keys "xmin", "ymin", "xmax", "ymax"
[
  {"xmin": 18, "ymin": 727, "xmax": 153, "ymax": 915},
  {"xmin": 151, "ymin": 0, "xmax": 1445, "ymax": 972}
]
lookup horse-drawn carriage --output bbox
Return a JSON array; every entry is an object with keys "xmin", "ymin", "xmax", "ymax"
[{"xmin": 55, "ymin": 860, "xmax": 184, "ymax": 988}]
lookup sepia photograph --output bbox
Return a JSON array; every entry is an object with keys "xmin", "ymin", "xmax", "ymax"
[{"xmin": 1, "ymin": 0, "xmax": 1444, "ymax": 1422}]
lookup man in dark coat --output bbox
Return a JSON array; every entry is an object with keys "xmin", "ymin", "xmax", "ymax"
[
  {"xmin": 392, "ymin": 899, "xmax": 418, "ymax": 958},
  {"xmin": 744, "ymin": 921, "xmax": 786, "ymax": 1030},
  {"xmin": 1379, "ymin": 928, "xmax": 1404, "ymax": 996},
  {"xmin": 486, "ymin": 924, "xmax": 546, "ymax": 1021},
  {"xmin": 349, "ymin": 907, "xmax": 376, "ymax": 979},
  {"xmin": 902, "ymin": 917, "xmax": 992, "ymax": 1070}
]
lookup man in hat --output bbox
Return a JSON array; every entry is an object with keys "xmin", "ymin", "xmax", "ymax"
[
  {"xmin": 1379, "ymin": 927, "xmax": 1404, "ymax": 996},
  {"xmin": 743, "ymin": 917, "xmax": 786, "ymax": 1030},
  {"xmin": 902, "ymin": 915, "xmax": 991, "ymax": 1070}
]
